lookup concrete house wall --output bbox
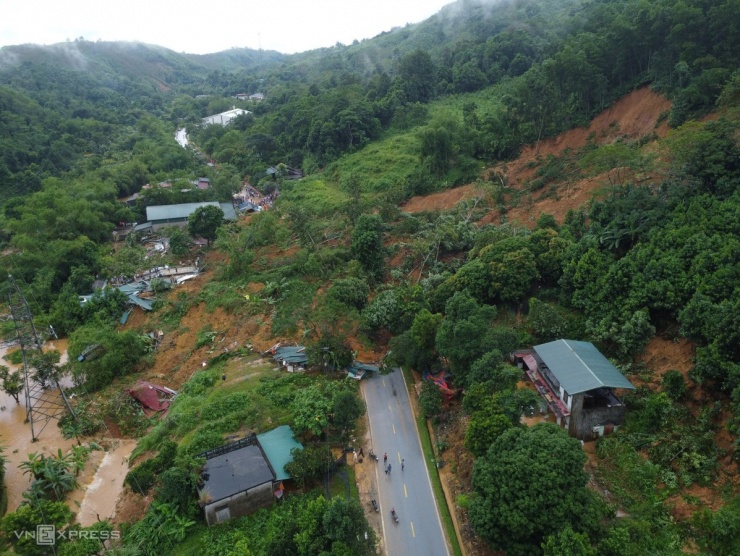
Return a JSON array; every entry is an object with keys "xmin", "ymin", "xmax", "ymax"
[
  {"xmin": 204, "ymin": 481, "xmax": 274, "ymax": 526},
  {"xmin": 568, "ymin": 393, "xmax": 627, "ymax": 439}
]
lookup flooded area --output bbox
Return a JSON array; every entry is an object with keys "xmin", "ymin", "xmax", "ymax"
[
  {"xmin": 69, "ymin": 439, "xmax": 137, "ymax": 526},
  {"xmin": 0, "ymin": 341, "xmax": 78, "ymax": 511},
  {"xmin": 0, "ymin": 341, "xmax": 135, "ymax": 523}
]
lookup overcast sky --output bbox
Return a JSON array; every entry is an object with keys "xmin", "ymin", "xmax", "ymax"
[{"xmin": 0, "ymin": 0, "xmax": 453, "ymax": 55}]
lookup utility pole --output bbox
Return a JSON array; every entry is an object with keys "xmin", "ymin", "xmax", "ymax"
[{"xmin": 6, "ymin": 275, "xmax": 75, "ymax": 441}]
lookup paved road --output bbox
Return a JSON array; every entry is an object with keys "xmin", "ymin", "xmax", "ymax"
[{"xmin": 362, "ymin": 368, "xmax": 450, "ymax": 556}]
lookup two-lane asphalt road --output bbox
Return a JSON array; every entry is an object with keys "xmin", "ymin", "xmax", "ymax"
[{"xmin": 362, "ymin": 368, "xmax": 450, "ymax": 556}]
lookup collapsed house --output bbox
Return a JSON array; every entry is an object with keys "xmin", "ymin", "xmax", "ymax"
[
  {"xmin": 128, "ymin": 381, "xmax": 177, "ymax": 416},
  {"xmin": 198, "ymin": 425, "xmax": 303, "ymax": 526},
  {"xmin": 424, "ymin": 369, "xmax": 460, "ymax": 403},
  {"xmin": 345, "ymin": 362, "xmax": 380, "ymax": 380},
  {"xmin": 512, "ymin": 339, "xmax": 636, "ymax": 440},
  {"xmin": 271, "ymin": 345, "xmax": 308, "ymax": 372}
]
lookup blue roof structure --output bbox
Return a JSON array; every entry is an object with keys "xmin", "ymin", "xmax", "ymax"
[
  {"xmin": 146, "ymin": 202, "xmax": 236, "ymax": 223},
  {"xmin": 533, "ymin": 339, "xmax": 636, "ymax": 395},
  {"xmin": 256, "ymin": 425, "xmax": 303, "ymax": 481},
  {"xmin": 273, "ymin": 346, "xmax": 308, "ymax": 365}
]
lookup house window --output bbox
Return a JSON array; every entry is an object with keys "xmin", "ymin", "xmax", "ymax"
[
  {"xmin": 215, "ymin": 505, "xmax": 230, "ymax": 523},
  {"xmin": 563, "ymin": 391, "xmax": 569, "ymax": 405}
]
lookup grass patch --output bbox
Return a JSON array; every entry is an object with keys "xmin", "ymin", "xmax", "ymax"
[
  {"xmin": 131, "ymin": 355, "xmax": 290, "ymax": 461},
  {"xmin": 401, "ymin": 367, "xmax": 463, "ymax": 556},
  {"xmin": 326, "ymin": 133, "xmax": 421, "ymax": 195},
  {"xmin": 280, "ymin": 175, "xmax": 348, "ymax": 214},
  {"xmin": 328, "ymin": 465, "xmax": 358, "ymax": 500}
]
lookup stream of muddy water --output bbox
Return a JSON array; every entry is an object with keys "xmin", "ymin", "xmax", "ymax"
[{"xmin": 0, "ymin": 340, "xmax": 135, "ymax": 524}]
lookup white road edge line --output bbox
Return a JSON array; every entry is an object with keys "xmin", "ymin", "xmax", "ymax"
[{"xmin": 361, "ymin": 381, "xmax": 388, "ymax": 555}]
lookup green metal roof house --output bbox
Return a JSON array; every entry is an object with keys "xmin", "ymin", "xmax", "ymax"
[
  {"xmin": 145, "ymin": 202, "xmax": 237, "ymax": 231},
  {"xmin": 512, "ymin": 339, "xmax": 636, "ymax": 440},
  {"xmin": 257, "ymin": 425, "xmax": 303, "ymax": 482},
  {"xmin": 198, "ymin": 426, "xmax": 302, "ymax": 526}
]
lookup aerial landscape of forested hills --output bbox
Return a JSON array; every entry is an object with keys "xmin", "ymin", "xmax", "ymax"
[{"xmin": 0, "ymin": 0, "xmax": 738, "ymax": 554}]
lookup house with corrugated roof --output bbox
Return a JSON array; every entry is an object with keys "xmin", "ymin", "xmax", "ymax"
[
  {"xmin": 145, "ymin": 202, "xmax": 236, "ymax": 231},
  {"xmin": 201, "ymin": 107, "xmax": 250, "ymax": 126},
  {"xmin": 272, "ymin": 345, "xmax": 308, "ymax": 372},
  {"xmin": 512, "ymin": 339, "xmax": 636, "ymax": 440},
  {"xmin": 198, "ymin": 426, "xmax": 302, "ymax": 525}
]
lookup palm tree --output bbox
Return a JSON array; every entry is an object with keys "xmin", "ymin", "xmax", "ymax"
[
  {"xmin": 68, "ymin": 443, "xmax": 101, "ymax": 477},
  {"xmin": 19, "ymin": 452, "xmax": 46, "ymax": 481},
  {"xmin": 41, "ymin": 459, "xmax": 78, "ymax": 500}
]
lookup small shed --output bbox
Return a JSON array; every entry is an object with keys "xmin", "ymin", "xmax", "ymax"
[
  {"xmin": 345, "ymin": 362, "xmax": 380, "ymax": 380},
  {"xmin": 273, "ymin": 346, "xmax": 308, "ymax": 372}
]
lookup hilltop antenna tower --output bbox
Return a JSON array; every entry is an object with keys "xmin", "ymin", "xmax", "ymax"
[{"xmin": 5, "ymin": 275, "xmax": 75, "ymax": 441}]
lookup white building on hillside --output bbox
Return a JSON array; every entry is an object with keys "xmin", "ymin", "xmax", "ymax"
[{"xmin": 202, "ymin": 107, "xmax": 250, "ymax": 126}]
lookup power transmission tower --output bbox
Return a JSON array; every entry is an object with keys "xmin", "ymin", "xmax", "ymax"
[{"xmin": 5, "ymin": 275, "xmax": 75, "ymax": 441}]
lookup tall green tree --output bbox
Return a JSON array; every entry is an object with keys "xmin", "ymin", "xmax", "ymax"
[
  {"xmin": 0, "ymin": 365, "xmax": 23, "ymax": 403},
  {"xmin": 397, "ymin": 50, "xmax": 437, "ymax": 103},
  {"xmin": 332, "ymin": 390, "xmax": 365, "ymax": 435},
  {"xmin": 435, "ymin": 291, "xmax": 498, "ymax": 385},
  {"xmin": 350, "ymin": 214, "xmax": 384, "ymax": 282},
  {"xmin": 469, "ymin": 423, "xmax": 603, "ymax": 555},
  {"xmin": 187, "ymin": 205, "xmax": 224, "ymax": 246}
]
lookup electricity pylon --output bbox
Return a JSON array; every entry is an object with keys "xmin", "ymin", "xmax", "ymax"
[{"xmin": 5, "ymin": 275, "xmax": 75, "ymax": 441}]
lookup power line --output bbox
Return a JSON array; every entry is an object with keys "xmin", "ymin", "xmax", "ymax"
[
  {"xmin": 5, "ymin": 274, "xmax": 75, "ymax": 442},
  {"xmin": 3, "ymin": 267, "xmax": 180, "ymax": 553}
]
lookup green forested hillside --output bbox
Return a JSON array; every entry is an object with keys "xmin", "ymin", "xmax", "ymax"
[{"xmin": 0, "ymin": 0, "xmax": 739, "ymax": 554}]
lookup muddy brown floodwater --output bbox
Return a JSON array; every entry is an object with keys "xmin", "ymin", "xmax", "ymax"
[{"xmin": 0, "ymin": 341, "xmax": 135, "ymax": 525}]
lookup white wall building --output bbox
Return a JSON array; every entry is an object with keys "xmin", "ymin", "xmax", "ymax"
[{"xmin": 202, "ymin": 107, "xmax": 250, "ymax": 126}]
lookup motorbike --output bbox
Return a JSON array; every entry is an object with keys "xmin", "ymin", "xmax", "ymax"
[
  {"xmin": 368, "ymin": 450, "xmax": 379, "ymax": 462},
  {"xmin": 371, "ymin": 499, "xmax": 379, "ymax": 512},
  {"xmin": 391, "ymin": 508, "xmax": 399, "ymax": 524}
]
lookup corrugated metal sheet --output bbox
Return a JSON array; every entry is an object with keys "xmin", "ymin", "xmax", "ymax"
[
  {"xmin": 257, "ymin": 425, "xmax": 303, "ymax": 482},
  {"xmin": 533, "ymin": 339, "xmax": 635, "ymax": 395},
  {"xmin": 146, "ymin": 202, "xmax": 236, "ymax": 222}
]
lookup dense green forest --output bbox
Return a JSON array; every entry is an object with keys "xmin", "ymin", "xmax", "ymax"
[{"xmin": 0, "ymin": 0, "xmax": 739, "ymax": 554}]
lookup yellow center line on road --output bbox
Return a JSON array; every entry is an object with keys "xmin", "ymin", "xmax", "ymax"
[
  {"xmin": 411, "ymin": 522, "xmax": 415, "ymax": 537},
  {"xmin": 404, "ymin": 484, "xmax": 408, "ymax": 497},
  {"xmin": 392, "ymin": 423, "xmax": 396, "ymax": 434}
]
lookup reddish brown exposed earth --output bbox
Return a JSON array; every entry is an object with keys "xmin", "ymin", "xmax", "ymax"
[{"xmin": 403, "ymin": 86, "xmax": 672, "ymax": 229}]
